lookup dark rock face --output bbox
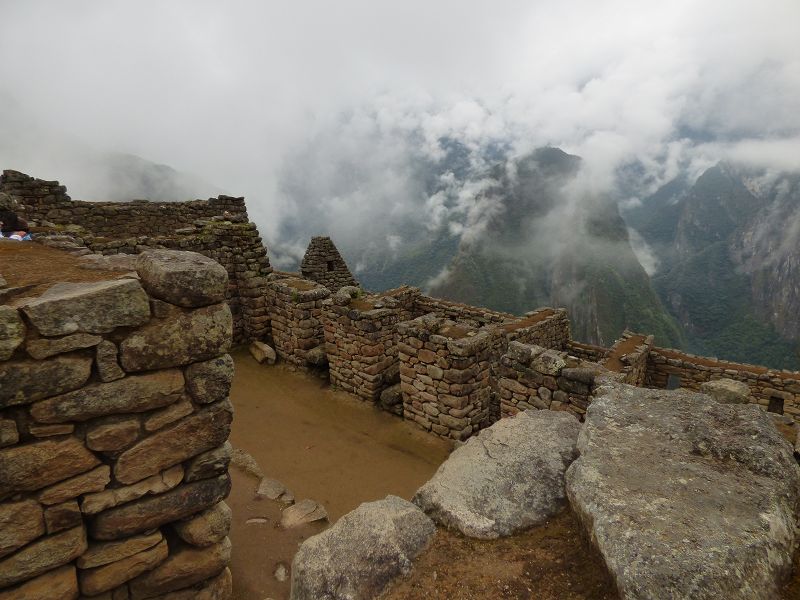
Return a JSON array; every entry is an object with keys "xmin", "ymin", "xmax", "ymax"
[
  {"xmin": 566, "ymin": 383, "xmax": 800, "ymax": 600},
  {"xmin": 136, "ymin": 250, "xmax": 228, "ymax": 308},
  {"xmin": 413, "ymin": 410, "xmax": 580, "ymax": 539},
  {"xmin": 291, "ymin": 495, "xmax": 435, "ymax": 600}
]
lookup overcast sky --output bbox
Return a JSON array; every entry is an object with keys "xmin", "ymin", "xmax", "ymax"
[{"xmin": 1, "ymin": 0, "xmax": 799, "ymax": 244}]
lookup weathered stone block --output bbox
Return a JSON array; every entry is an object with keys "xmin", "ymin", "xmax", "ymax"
[
  {"xmin": 0, "ymin": 418, "xmax": 19, "ymax": 447},
  {"xmin": 0, "ymin": 525, "xmax": 87, "ymax": 588},
  {"xmin": 78, "ymin": 531, "xmax": 164, "ymax": 569},
  {"xmin": 0, "ymin": 355, "xmax": 92, "ymax": 408},
  {"xmin": 115, "ymin": 400, "xmax": 232, "ymax": 485},
  {"xmin": 0, "ymin": 305, "xmax": 25, "ymax": 361},
  {"xmin": 26, "ymin": 333, "xmax": 102, "ymax": 360},
  {"xmin": 0, "ymin": 564, "xmax": 78, "ymax": 600},
  {"xmin": 44, "ymin": 500, "xmax": 82, "ymax": 534},
  {"xmin": 136, "ymin": 250, "xmax": 228, "ymax": 308},
  {"xmin": 185, "ymin": 354, "xmax": 234, "ymax": 405},
  {"xmin": 172, "ymin": 501, "xmax": 231, "ymax": 547},
  {"xmin": 128, "ymin": 538, "xmax": 231, "ymax": 599},
  {"xmin": 0, "ymin": 499, "xmax": 45, "ymax": 558},
  {"xmin": 30, "ymin": 369, "xmax": 184, "ymax": 423},
  {"xmin": 184, "ymin": 442, "xmax": 232, "ymax": 483},
  {"xmin": 37, "ymin": 464, "xmax": 110, "ymax": 505},
  {"xmin": 144, "ymin": 398, "xmax": 194, "ymax": 432},
  {"xmin": 96, "ymin": 340, "xmax": 125, "ymax": 382},
  {"xmin": 81, "ymin": 465, "xmax": 184, "ymax": 516},
  {"xmin": 133, "ymin": 566, "xmax": 231, "ymax": 600},
  {"xmin": 90, "ymin": 474, "xmax": 231, "ymax": 540},
  {"xmin": 86, "ymin": 416, "xmax": 141, "ymax": 452},
  {"xmin": 21, "ymin": 279, "xmax": 150, "ymax": 336},
  {"xmin": 119, "ymin": 303, "xmax": 232, "ymax": 372},
  {"xmin": 79, "ymin": 538, "xmax": 169, "ymax": 596},
  {"xmin": 0, "ymin": 436, "xmax": 100, "ymax": 493}
]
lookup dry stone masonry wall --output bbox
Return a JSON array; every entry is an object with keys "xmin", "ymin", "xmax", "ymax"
[
  {"xmin": 397, "ymin": 315, "xmax": 503, "ymax": 440},
  {"xmin": 1, "ymin": 170, "xmax": 271, "ymax": 345},
  {"xmin": 300, "ymin": 236, "xmax": 358, "ymax": 292},
  {"xmin": 495, "ymin": 342, "xmax": 607, "ymax": 419},
  {"xmin": 0, "ymin": 250, "xmax": 235, "ymax": 600},
  {"xmin": 646, "ymin": 347, "xmax": 800, "ymax": 421},
  {"xmin": 1, "ymin": 170, "xmax": 245, "ymax": 238},
  {"xmin": 323, "ymin": 290, "xmax": 403, "ymax": 401},
  {"xmin": 267, "ymin": 277, "xmax": 331, "ymax": 367}
]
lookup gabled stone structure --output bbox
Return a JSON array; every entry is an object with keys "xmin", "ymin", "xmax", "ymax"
[{"xmin": 300, "ymin": 236, "xmax": 358, "ymax": 292}]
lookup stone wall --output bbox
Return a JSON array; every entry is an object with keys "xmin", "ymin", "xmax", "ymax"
[
  {"xmin": 1, "ymin": 170, "xmax": 245, "ymax": 238},
  {"xmin": 566, "ymin": 340, "xmax": 609, "ymax": 363},
  {"xmin": 323, "ymin": 291, "xmax": 402, "ymax": 401},
  {"xmin": 2, "ymin": 170, "xmax": 271, "ymax": 345},
  {"xmin": 0, "ymin": 250, "xmax": 234, "ymax": 599},
  {"xmin": 495, "ymin": 341, "xmax": 607, "ymax": 420},
  {"xmin": 300, "ymin": 236, "xmax": 358, "ymax": 292},
  {"xmin": 397, "ymin": 315, "xmax": 503, "ymax": 440},
  {"xmin": 501, "ymin": 308, "xmax": 570, "ymax": 351},
  {"xmin": 646, "ymin": 347, "xmax": 800, "ymax": 422},
  {"xmin": 414, "ymin": 294, "xmax": 514, "ymax": 326},
  {"xmin": 267, "ymin": 277, "xmax": 331, "ymax": 367},
  {"xmin": 602, "ymin": 332, "xmax": 653, "ymax": 386}
]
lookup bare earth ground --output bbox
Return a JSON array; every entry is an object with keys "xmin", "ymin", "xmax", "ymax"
[
  {"xmin": 227, "ymin": 349, "xmax": 452, "ymax": 599},
  {"xmin": 0, "ymin": 240, "xmax": 122, "ymax": 301},
  {"xmin": 382, "ymin": 509, "xmax": 616, "ymax": 600}
]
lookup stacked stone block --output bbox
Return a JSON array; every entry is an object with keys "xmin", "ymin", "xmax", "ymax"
[
  {"xmin": 323, "ymin": 291, "xmax": 402, "ymax": 401},
  {"xmin": 0, "ymin": 250, "xmax": 235, "ymax": 599},
  {"xmin": 267, "ymin": 277, "xmax": 331, "ymax": 367},
  {"xmin": 397, "ymin": 314, "xmax": 503, "ymax": 440},
  {"xmin": 646, "ymin": 347, "xmax": 800, "ymax": 422},
  {"xmin": 495, "ymin": 341, "xmax": 606, "ymax": 420},
  {"xmin": 300, "ymin": 236, "xmax": 358, "ymax": 292}
]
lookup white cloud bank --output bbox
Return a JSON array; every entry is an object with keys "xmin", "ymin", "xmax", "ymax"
[{"xmin": 0, "ymin": 0, "xmax": 798, "ymax": 249}]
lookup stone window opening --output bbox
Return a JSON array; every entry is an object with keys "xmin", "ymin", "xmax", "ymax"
[
  {"xmin": 768, "ymin": 396, "xmax": 785, "ymax": 415},
  {"xmin": 666, "ymin": 374, "xmax": 681, "ymax": 390},
  {"xmin": 326, "ymin": 260, "xmax": 335, "ymax": 272}
]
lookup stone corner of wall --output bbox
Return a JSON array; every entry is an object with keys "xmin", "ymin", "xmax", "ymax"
[{"xmin": 0, "ymin": 249, "xmax": 235, "ymax": 599}]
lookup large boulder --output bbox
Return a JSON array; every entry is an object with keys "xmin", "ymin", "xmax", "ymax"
[
  {"xmin": 699, "ymin": 377, "xmax": 751, "ymax": 404},
  {"xmin": 566, "ymin": 383, "xmax": 800, "ymax": 600},
  {"xmin": 136, "ymin": 250, "xmax": 228, "ymax": 308},
  {"xmin": 413, "ymin": 410, "xmax": 580, "ymax": 539},
  {"xmin": 21, "ymin": 279, "xmax": 150, "ymax": 336},
  {"xmin": 291, "ymin": 495, "xmax": 435, "ymax": 600}
]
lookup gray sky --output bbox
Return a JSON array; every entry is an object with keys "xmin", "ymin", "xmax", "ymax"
[{"xmin": 1, "ymin": 0, "xmax": 799, "ymax": 246}]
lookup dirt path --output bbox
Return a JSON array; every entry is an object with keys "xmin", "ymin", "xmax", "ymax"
[{"xmin": 226, "ymin": 349, "xmax": 452, "ymax": 599}]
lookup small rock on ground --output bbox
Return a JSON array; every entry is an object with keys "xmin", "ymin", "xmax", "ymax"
[{"xmin": 281, "ymin": 499, "xmax": 327, "ymax": 528}]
